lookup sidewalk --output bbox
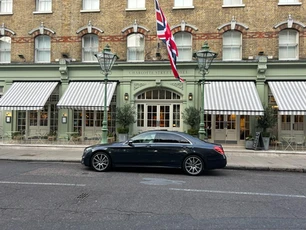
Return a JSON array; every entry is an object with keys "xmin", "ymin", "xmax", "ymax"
[{"xmin": 0, "ymin": 143, "xmax": 305, "ymax": 173}]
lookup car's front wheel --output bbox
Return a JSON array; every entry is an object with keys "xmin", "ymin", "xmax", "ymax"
[
  {"xmin": 183, "ymin": 155, "xmax": 204, "ymax": 176},
  {"xmin": 91, "ymin": 152, "xmax": 111, "ymax": 172}
]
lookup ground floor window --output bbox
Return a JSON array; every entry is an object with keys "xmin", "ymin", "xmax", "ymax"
[{"xmin": 72, "ymin": 98, "xmax": 116, "ymax": 138}]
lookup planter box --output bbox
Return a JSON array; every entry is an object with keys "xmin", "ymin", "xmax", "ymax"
[
  {"xmin": 262, "ymin": 137, "xmax": 270, "ymax": 150},
  {"xmin": 118, "ymin": 133, "xmax": 128, "ymax": 142},
  {"xmin": 245, "ymin": 140, "xmax": 254, "ymax": 149}
]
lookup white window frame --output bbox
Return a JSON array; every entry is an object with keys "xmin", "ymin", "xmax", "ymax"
[
  {"xmin": 0, "ymin": 0, "xmax": 12, "ymax": 14},
  {"xmin": 127, "ymin": 33, "xmax": 145, "ymax": 62},
  {"xmin": 35, "ymin": 35, "xmax": 51, "ymax": 63},
  {"xmin": 0, "ymin": 36, "xmax": 11, "ymax": 63},
  {"xmin": 279, "ymin": 29, "xmax": 299, "ymax": 60},
  {"xmin": 82, "ymin": 34, "xmax": 99, "ymax": 62},
  {"xmin": 222, "ymin": 0, "xmax": 245, "ymax": 7},
  {"xmin": 173, "ymin": 0, "xmax": 193, "ymax": 8},
  {"xmin": 222, "ymin": 31, "xmax": 242, "ymax": 61},
  {"xmin": 82, "ymin": 0, "xmax": 99, "ymax": 11},
  {"xmin": 35, "ymin": 0, "xmax": 52, "ymax": 12},
  {"xmin": 278, "ymin": 0, "xmax": 301, "ymax": 5},
  {"xmin": 127, "ymin": 0, "xmax": 145, "ymax": 9},
  {"xmin": 174, "ymin": 32, "xmax": 192, "ymax": 62}
]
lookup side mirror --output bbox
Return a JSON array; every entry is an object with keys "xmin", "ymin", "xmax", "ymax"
[{"xmin": 127, "ymin": 140, "xmax": 134, "ymax": 146}]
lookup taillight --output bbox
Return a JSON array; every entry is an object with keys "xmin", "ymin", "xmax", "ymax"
[{"xmin": 214, "ymin": 146, "xmax": 224, "ymax": 155}]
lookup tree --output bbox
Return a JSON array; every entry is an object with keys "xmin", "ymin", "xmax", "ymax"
[
  {"xmin": 115, "ymin": 104, "xmax": 136, "ymax": 133},
  {"xmin": 256, "ymin": 105, "xmax": 278, "ymax": 137},
  {"xmin": 182, "ymin": 107, "xmax": 200, "ymax": 135}
]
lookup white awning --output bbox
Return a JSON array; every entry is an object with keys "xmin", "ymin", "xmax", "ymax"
[
  {"xmin": 57, "ymin": 81, "xmax": 117, "ymax": 110},
  {"xmin": 205, "ymin": 81, "xmax": 264, "ymax": 115},
  {"xmin": 0, "ymin": 82, "xmax": 58, "ymax": 110},
  {"xmin": 268, "ymin": 81, "xmax": 306, "ymax": 115}
]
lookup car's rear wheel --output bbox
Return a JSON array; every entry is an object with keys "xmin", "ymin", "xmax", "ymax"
[
  {"xmin": 183, "ymin": 155, "xmax": 204, "ymax": 176},
  {"xmin": 91, "ymin": 152, "xmax": 111, "ymax": 172}
]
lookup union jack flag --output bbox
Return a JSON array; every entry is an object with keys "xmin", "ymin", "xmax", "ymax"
[{"xmin": 155, "ymin": 0, "xmax": 185, "ymax": 82}]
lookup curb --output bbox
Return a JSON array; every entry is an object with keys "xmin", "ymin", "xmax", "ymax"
[{"xmin": 1, "ymin": 157, "xmax": 305, "ymax": 173}]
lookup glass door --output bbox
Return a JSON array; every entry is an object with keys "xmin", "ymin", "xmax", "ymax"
[
  {"xmin": 215, "ymin": 114, "xmax": 237, "ymax": 142},
  {"xmin": 147, "ymin": 105, "xmax": 170, "ymax": 129}
]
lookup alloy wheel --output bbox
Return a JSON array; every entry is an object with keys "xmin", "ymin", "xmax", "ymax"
[
  {"xmin": 91, "ymin": 152, "xmax": 111, "ymax": 172},
  {"xmin": 184, "ymin": 155, "xmax": 203, "ymax": 176}
]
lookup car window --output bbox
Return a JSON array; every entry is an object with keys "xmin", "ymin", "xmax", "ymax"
[
  {"xmin": 131, "ymin": 132, "xmax": 156, "ymax": 143},
  {"xmin": 155, "ymin": 133, "xmax": 190, "ymax": 144}
]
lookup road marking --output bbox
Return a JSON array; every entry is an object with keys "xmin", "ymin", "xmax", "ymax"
[
  {"xmin": 141, "ymin": 178, "xmax": 186, "ymax": 185},
  {"xmin": 0, "ymin": 181, "xmax": 86, "ymax": 187},
  {"xmin": 169, "ymin": 188, "xmax": 306, "ymax": 199}
]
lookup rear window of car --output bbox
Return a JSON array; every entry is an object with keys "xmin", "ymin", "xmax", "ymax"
[{"xmin": 154, "ymin": 133, "xmax": 190, "ymax": 144}]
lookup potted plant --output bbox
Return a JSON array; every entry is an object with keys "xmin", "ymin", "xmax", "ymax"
[
  {"xmin": 115, "ymin": 104, "xmax": 136, "ymax": 142},
  {"xmin": 47, "ymin": 130, "xmax": 57, "ymax": 141},
  {"xmin": 256, "ymin": 106, "xmax": 278, "ymax": 150},
  {"xmin": 245, "ymin": 135, "xmax": 254, "ymax": 149},
  {"xmin": 182, "ymin": 107, "xmax": 200, "ymax": 137}
]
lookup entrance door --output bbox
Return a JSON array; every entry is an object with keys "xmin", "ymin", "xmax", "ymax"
[
  {"xmin": 215, "ymin": 114, "xmax": 237, "ymax": 143},
  {"xmin": 147, "ymin": 105, "xmax": 170, "ymax": 129}
]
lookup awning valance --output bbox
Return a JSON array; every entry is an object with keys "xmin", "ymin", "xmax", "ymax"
[
  {"xmin": 57, "ymin": 81, "xmax": 117, "ymax": 110},
  {"xmin": 205, "ymin": 81, "xmax": 264, "ymax": 115},
  {"xmin": 268, "ymin": 81, "xmax": 306, "ymax": 115},
  {"xmin": 0, "ymin": 82, "xmax": 58, "ymax": 110}
]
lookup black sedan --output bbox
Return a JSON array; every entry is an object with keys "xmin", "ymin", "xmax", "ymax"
[{"xmin": 81, "ymin": 130, "xmax": 227, "ymax": 176}]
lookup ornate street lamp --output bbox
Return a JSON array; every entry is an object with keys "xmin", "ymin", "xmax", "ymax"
[
  {"xmin": 195, "ymin": 42, "xmax": 217, "ymax": 140},
  {"xmin": 94, "ymin": 44, "xmax": 118, "ymax": 144}
]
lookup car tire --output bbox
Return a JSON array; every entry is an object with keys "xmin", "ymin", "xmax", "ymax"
[
  {"xmin": 183, "ymin": 155, "xmax": 204, "ymax": 176},
  {"xmin": 91, "ymin": 152, "xmax": 111, "ymax": 172}
]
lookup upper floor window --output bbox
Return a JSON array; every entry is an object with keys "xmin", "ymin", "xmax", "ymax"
[
  {"xmin": 174, "ymin": 0, "xmax": 193, "ymax": 7},
  {"xmin": 223, "ymin": 0, "xmax": 243, "ymax": 5},
  {"xmin": 82, "ymin": 34, "xmax": 98, "ymax": 62},
  {"xmin": 83, "ymin": 0, "xmax": 99, "ymax": 11},
  {"xmin": 127, "ymin": 33, "xmax": 144, "ymax": 62},
  {"xmin": 0, "ymin": 0, "xmax": 12, "ymax": 13},
  {"xmin": 279, "ymin": 29, "xmax": 298, "ymax": 60},
  {"xmin": 127, "ymin": 0, "xmax": 145, "ymax": 9},
  {"xmin": 0, "ymin": 36, "xmax": 11, "ymax": 63},
  {"xmin": 279, "ymin": 0, "xmax": 300, "ymax": 4},
  {"xmin": 222, "ymin": 31, "xmax": 242, "ymax": 61},
  {"xmin": 174, "ymin": 32, "xmax": 192, "ymax": 61},
  {"xmin": 35, "ymin": 35, "xmax": 51, "ymax": 63},
  {"xmin": 36, "ymin": 0, "xmax": 52, "ymax": 12}
]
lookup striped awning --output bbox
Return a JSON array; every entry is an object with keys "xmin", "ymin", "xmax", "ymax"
[
  {"xmin": 57, "ymin": 81, "xmax": 117, "ymax": 110},
  {"xmin": 268, "ymin": 81, "xmax": 306, "ymax": 115},
  {"xmin": 205, "ymin": 81, "xmax": 264, "ymax": 115},
  {"xmin": 0, "ymin": 82, "xmax": 58, "ymax": 110}
]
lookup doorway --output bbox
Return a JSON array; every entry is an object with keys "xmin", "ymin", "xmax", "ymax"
[{"xmin": 215, "ymin": 114, "xmax": 237, "ymax": 143}]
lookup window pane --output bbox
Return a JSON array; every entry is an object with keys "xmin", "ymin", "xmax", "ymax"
[
  {"xmin": 279, "ymin": 0, "xmax": 299, "ymax": 3},
  {"xmin": 35, "ymin": 35, "xmax": 51, "ymax": 63},
  {"xmin": 174, "ymin": 0, "xmax": 193, "ymax": 7},
  {"xmin": 83, "ymin": 0, "xmax": 99, "ymax": 10},
  {"xmin": 279, "ymin": 30, "xmax": 298, "ymax": 60},
  {"xmin": 0, "ymin": 0, "xmax": 12, "ymax": 13},
  {"xmin": 127, "ymin": 34, "xmax": 144, "ymax": 61},
  {"xmin": 0, "ymin": 37, "xmax": 11, "ymax": 63},
  {"xmin": 82, "ymin": 34, "xmax": 98, "ymax": 62},
  {"xmin": 37, "ymin": 0, "xmax": 52, "ymax": 11},
  {"xmin": 223, "ymin": 31, "xmax": 241, "ymax": 60},
  {"xmin": 128, "ymin": 0, "xmax": 145, "ymax": 8},
  {"xmin": 174, "ymin": 32, "xmax": 192, "ymax": 61},
  {"xmin": 224, "ymin": 0, "xmax": 242, "ymax": 4}
]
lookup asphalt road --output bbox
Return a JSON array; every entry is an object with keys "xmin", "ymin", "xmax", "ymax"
[{"xmin": 0, "ymin": 161, "xmax": 306, "ymax": 230}]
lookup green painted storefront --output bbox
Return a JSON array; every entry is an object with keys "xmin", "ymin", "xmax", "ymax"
[{"xmin": 1, "ymin": 56, "xmax": 306, "ymax": 145}]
